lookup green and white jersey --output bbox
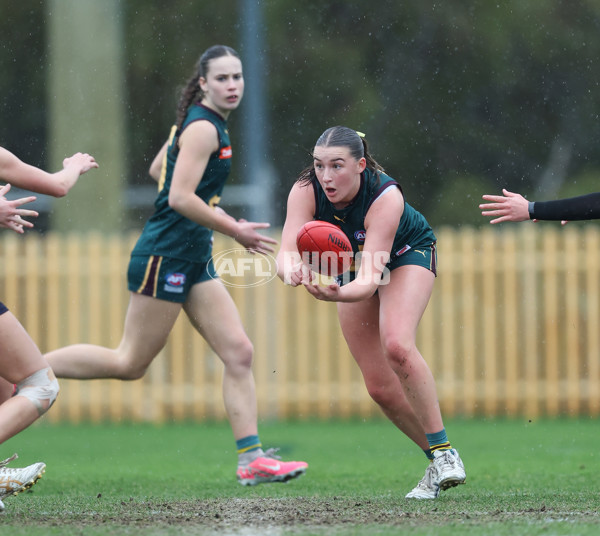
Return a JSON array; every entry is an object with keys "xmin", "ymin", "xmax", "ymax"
[{"xmin": 132, "ymin": 103, "xmax": 233, "ymax": 263}]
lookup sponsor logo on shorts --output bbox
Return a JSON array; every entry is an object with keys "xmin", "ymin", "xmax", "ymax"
[
  {"xmin": 395, "ymin": 244, "xmax": 412, "ymax": 257},
  {"xmin": 164, "ymin": 272, "xmax": 186, "ymax": 293}
]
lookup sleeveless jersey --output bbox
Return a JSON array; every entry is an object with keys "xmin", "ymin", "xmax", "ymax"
[
  {"xmin": 131, "ymin": 103, "xmax": 233, "ymax": 263},
  {"xmin": 312, "ymin": 168, "xmax": 436, "ymax": 277}
]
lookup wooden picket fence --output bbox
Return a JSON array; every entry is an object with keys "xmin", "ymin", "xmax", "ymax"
[{"xmin": 1, "ymin": 225, "xmax": 599, "ymax": 422}]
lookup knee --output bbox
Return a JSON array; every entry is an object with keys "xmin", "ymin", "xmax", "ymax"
[
  {"xmin": 106, "ymin": 346, "xmax": 151, "ymax": 380},
  {"xmin": 384, "ymin": 339, "xmax": 415, "ymax": 371},
  {"xmin": 224, "ymin": 338, "xmax": 254, "ymax": 372},
  {"xmin": 115, "ymin": 361, "xmax": 149, "ymax": 381},
  {"xmin": 364, "ymin": 381, "xmax": 396, "ymax": 409},
  {"xmin": 237, "ymin": 339, "xmax": 254, "ymax": 369},
  {"xmin": 15, "ymin": 367, "xmax": 60, "ymax": 416}
]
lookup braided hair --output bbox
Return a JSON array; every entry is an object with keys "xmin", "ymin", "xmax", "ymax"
[
  {"xmin": 174, "ymin": 45, "xmax": 240, "ymax": 131},
  {"xmin": 297, "ymin": 126, "xmax": 385, "ymax": 185}
]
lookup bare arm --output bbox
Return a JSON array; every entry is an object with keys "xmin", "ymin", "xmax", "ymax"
[
  {"xmin": 0, "ymin": 146, "xmax": 98, "ymax": 197},
  {"xmin": 276, "ymin": 182, "xmax": 316, "ymax": 286},
  {"xmin": 168, "ymin": 121, "xmax": 277, "ymax": 253},
  {"xmin": 303, "ymin": 187, "xmax": 402, "ymax": 302},
  {"xmin": 149, "ymin": 141, "xmax": 168, "ymax": 182}
]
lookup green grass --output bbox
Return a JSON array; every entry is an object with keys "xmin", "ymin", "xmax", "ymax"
[{"xmin": 2, "ymin": 418, "xmax": 600, "ymax": 534}]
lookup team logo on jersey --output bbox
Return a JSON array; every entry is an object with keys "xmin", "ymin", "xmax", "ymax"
[
  {"xmin": 354, "ymin": 230, "xmax": 366, "ymax": 242},
  {"xmin": 219, "ymin": 146, "xmax": 233, "ymax": 159},
  {"xmin": 164, "ymin": 272, "xmax": 186, "ymax": 293}
]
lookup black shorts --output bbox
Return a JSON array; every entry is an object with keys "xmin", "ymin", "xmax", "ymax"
[{"xmin": 0, "ymin": 301, "xmax": 8, "ymax": 315}]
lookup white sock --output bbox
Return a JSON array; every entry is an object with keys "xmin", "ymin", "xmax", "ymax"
[{"xmin": 238, "ymin": 448, "xmax": 264, "ymax": 466}]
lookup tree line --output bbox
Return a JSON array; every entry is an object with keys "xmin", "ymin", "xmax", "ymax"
[{"xmin": 1, "ymin": 0, "xmax": 599, "ymax": 229}]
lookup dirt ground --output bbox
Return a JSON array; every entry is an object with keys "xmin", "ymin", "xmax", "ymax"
[{"xmin": 12, "ymin": 496, "xmax": 598, "ymax": 534}]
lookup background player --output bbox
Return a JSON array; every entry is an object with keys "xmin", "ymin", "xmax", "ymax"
[{"xmin": 45, "ymin": 45, "xmax": 307, "ymax": 486}]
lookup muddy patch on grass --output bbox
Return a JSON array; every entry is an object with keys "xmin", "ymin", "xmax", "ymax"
[{"xmin": 9, "ymin": 497, "xmax": 600, "ymax": 534}]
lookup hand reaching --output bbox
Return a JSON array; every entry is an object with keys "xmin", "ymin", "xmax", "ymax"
[
  {"xmin": 480, "ymin": 189, "xmax": 530, "ymax": 223},
  {"xmin": 63, "ymin": 152, "xmax": 98, "ymax": 176},
  {"xmin": 234, "ymin": 220, "xmax": 278, "ymax": 254},
  {"xmin": 0, "ymin": 184, "xmax": 38, "ymax": 234}
]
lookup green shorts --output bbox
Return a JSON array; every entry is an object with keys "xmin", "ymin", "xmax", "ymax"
[
  {"xmin": 388, "ymin": 242, "xmax": 437, "ymax": 276},
  {"xmin": 336, "ymin": 242, "xmax": 437, "ymax": 286},
  {"xmin": 127, "ymin": 255, "xmax": 218, "ymax": 303}
]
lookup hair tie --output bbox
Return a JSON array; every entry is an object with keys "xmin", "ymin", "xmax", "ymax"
[{"xmin": 356, "ymin": 131, "xmax": 365, "ymax": 138}]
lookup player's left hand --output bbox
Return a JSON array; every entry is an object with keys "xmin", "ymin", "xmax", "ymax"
[
  {"xmin": 234, "ymin": 220, "xmax": 278, "ymax": 255},
  {"xmin": 303, "ymin": 281, "xmax": 340, "ymax": 301}
]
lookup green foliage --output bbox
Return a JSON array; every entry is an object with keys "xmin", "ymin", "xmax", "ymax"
[
  {"xmin": 2, "ymin": 0, "xmax": 600, "ymax": 227},
  {"xmin": 121, "ymin": 0, "xmax": 240, "ymax": 184},
  {"xmin": 425, "ymin": 173, "xmax": 497, "ymax": 227},
  {"xmin": 557, "ymin": 169, "xmax": 600, "ymax": 200},
  {"xmin": 0, "ymin": 4, "xmax": 47, "ymax": 167}
]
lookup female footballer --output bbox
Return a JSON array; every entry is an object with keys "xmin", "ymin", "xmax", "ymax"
[
  {"xmin": 0, "ymin": 146, "xmax": 98, "ymax": 510},
  {"xmin": 276, "ymin": 126, "xmax": 466, "ymax": 499},
  {"xmin": 45, "ymin": 45, "xmax": 307, "ymax": 486}
]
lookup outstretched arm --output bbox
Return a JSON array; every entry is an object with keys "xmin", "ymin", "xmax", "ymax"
[
  {"xmin": 529, "ymin": 192, "xmax": 600, "ymax": 221},
  {"xmin": 481, "ymin": 188, "xmax": 600, "ymax": 223},
  {"xmin": 0, "ymin": 146, "xmax": 98, "ymax": 198}
]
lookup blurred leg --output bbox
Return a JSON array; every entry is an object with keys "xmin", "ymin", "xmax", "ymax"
[
  {"xmin": 183, "ymin": 279, "xmax": 257, "ymax": 440},
  {"xmin": 45, "ymin": 292, "xmax": 182, "ymax": 380}
]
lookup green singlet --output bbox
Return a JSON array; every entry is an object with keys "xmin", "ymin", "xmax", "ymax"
[
  {"xmin": 312, "ymin": 168, "xmax": 437, "ymax": 283},
  {"xmin": 131, "ymin": 103, "xmax": 232, "ymax": 263}
]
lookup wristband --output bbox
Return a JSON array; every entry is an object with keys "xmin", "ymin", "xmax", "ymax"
[{"xmin": 528, "ymin": 201, "xmax": 535, "ymax": 220}]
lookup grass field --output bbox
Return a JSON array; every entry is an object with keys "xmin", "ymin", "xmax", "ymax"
[{"xmin": 1, "ymin": 417, "xmax": 599, "ymax": 535}]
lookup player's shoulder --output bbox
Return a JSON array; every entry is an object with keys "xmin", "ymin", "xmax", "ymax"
[
  {"xmin": 288, "ymin": 180, "xmax": 316, "ymax": 212},
  {"xmin": 289, "ymin": 179, "xmax": 315, "ymax": 197},
  {"xmin": 178, "ymin": 120, "xmax": 219, "ymax": 154}
]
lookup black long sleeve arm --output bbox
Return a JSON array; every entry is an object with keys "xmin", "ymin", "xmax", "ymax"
[{"xmin": 531, "ymin": 192, "xmax": 600, "ymax": 221}]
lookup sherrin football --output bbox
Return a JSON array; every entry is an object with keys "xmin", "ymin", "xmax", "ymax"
[{"xmin": 296, "ymin": 220, "xmax": 353, "ymax": 276}]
